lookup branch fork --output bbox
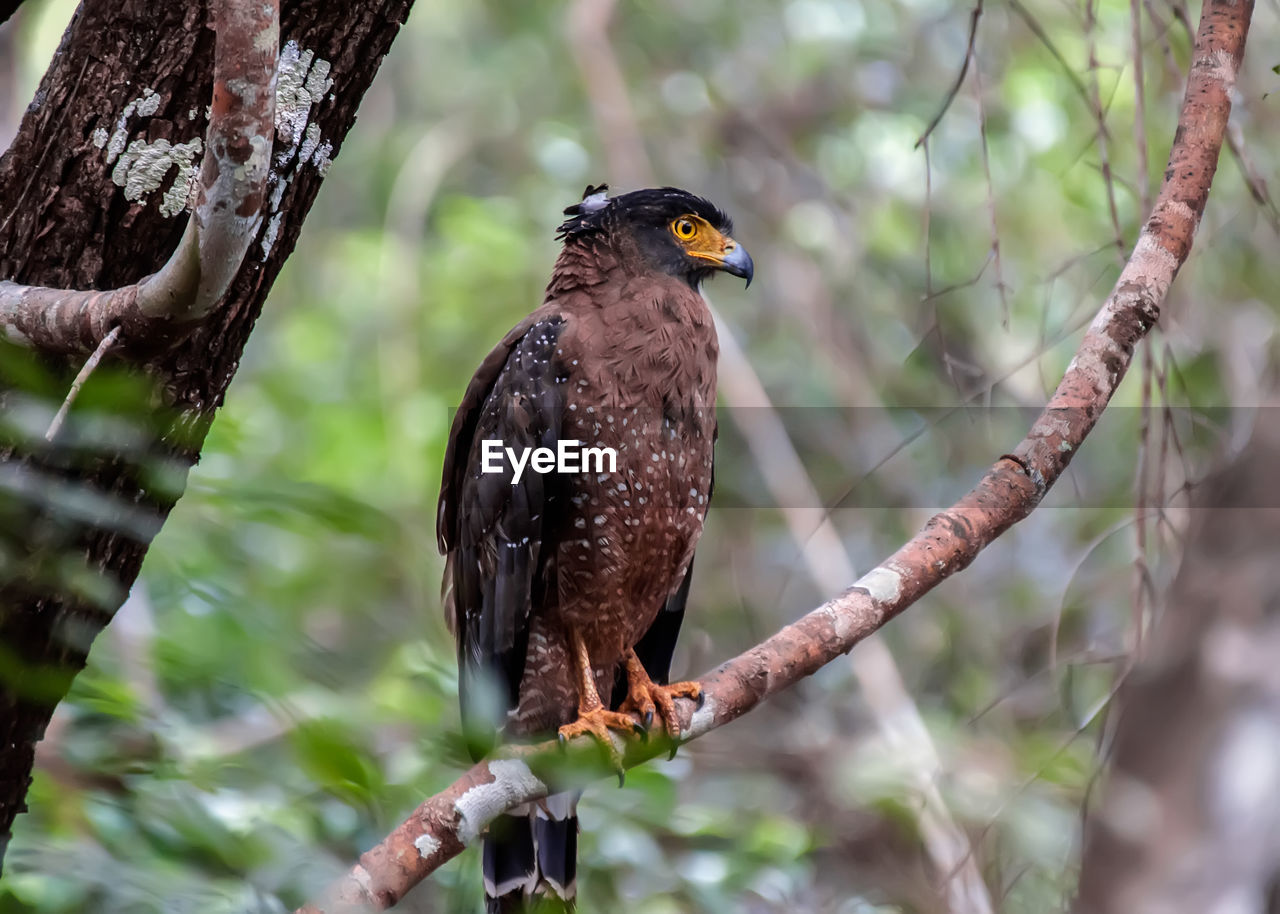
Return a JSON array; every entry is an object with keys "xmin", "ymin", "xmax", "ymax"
[{"xmin": 0, "ymin": 0, "xmax": 279, "ymax": 355}]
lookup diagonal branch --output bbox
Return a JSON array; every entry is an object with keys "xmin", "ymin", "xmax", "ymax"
[
  {"xmin": 0, "ymin": 0, "xmax": 277, "ymax": 354},
  {"xmin": 298, "ymin": 0, "xmax": 1252, "ymax": 908}
]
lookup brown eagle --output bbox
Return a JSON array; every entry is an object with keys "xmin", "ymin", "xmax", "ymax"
[{"xmin": 437, "ymin": 185, "xmax": 752, "ymax": 912}]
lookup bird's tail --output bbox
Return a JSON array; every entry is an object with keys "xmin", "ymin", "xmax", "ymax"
[{"xmin": 484, "ymin": 791, "xmax": 578, "ymax": 913}]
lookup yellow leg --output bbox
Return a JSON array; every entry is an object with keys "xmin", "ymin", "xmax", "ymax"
[
  {"xmin": 617, "ymin": 649, "xmax": 702, "ymax": 743},
  {"xmin": 557, "ymin": 629, "xmax": 642, "ymax": 768}
]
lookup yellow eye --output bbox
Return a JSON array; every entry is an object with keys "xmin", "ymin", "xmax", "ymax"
[{"xmin": 672, "ymin": 218, "xmax": 697, "ymax": 240}]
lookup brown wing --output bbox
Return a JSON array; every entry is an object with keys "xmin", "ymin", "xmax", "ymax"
[{"xmin": 437, "ymin": 314, "xmax": 569, "ymax": 741}]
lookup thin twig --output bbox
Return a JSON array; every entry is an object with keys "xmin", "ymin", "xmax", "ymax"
[
  {"xmin": 711, "ymin": 314, "xmax": 997, "ymax": 914},
  {"xmin": 1141, "ymin": 0, "xmax": 1186, "ymax": 85},
  {"xmin": 44, "ymin": 324, "xmax": 121, "ymax": 442},
  {"xmin": 1008, "ymin": 0, "xmax": 1092, "ymax": 108},
  {"xmin": 1086, "ymin": 0, "xmax": 1128, "ymax": 264},
  {"xmin": 1075, "ymin": 409, "xmax": 1280, "ymax": 913},
  {"xmin": 971, "ymin": 58, "xmax": 1009, "ymax": 327},
  {"xmin": 1129, "ymin": 337, "xmax": 1155, "ymax": 672},
  {"xmin": 923, "ymin": 139, "xmax": 935, "ymax": 297},
  {"xmin": 920, "ymin": 141, "xmax": 968, "ymax": 398},
  {"xmin": 1226, "ymin": 124, "xmax": 1280, "ymax": 236},
  {"xmin": 1131, "ymin": 0, "xmax": 1153, "ymax": 215},
  {"xmin": 915, "ymin": 0, "xmax": 984, "ymax": 149}
]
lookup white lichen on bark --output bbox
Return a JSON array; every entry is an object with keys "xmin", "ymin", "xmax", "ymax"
[
  {"xmin": 105, "ymin": 88, "xmax": 161, "ymax": 164},
  {"xmin": 1206, "ymin": 47, "xmax": 1240, "ymax": 89},
  {"xmin": 352, "ymin": 864, "xmax": 373, "ymax": 895},
  {"xmin": 111, "ymin": 137, "xmax": 204, "ymax": 217},
  {"xmin": 855, "ymin": 566, "xmax": 903, "ymax": 604},
  {"xmin": 276, "ymin": 39, "xmax": 333, "ymax": 149},
  {"xmin": 413, "ymin": 834, "xmax": 442, "ymax": 859},
  {"xmin": 258, "ymin": 41, "xmax": 338, "ymax": 262},
  {"xmin": 313, "ymin": 139, "xmax": 334, "ymax": 175},
  {"xmin": 681, "ymin": 692, "xmax": 718, "ymax": 740},
  {"xmin": 260, "ymin": 211, "xmax": 283, "ymax": 259},
  {"xmin": 98, "ymin": 87, "xmax": 202, "ymax": 217},
  {"xmin": 135, "ymin": 88, "xmax": 161, "ymax": 117},
  {"xmin": 453, "ymin": 760, "xmax": 546, "ymax": 846},
  {"xmin": 299, "ymin": 122, "xmax": 334, "ymax": 174}
]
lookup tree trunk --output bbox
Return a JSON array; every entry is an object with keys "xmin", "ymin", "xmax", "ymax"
[{"xmin": 0, "ymin": 0, "xmax": 412, "ymax": 870}]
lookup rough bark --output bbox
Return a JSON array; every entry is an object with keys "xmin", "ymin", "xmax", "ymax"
[
  {"xmin": 0, "ymin": 0, "xmax": 413, "ymax": 869},
  {"xmin": 1074, "ymin": 411, "xmax": 1280, "ymax": 914},
  {"xmin": 298, "ymin": 0, "xmax": 1253, "ymax": 908}
]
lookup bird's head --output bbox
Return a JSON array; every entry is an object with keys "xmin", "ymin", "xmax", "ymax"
[{"xmin": 557, "ymin": 184, "xmax": 754, "ymax": 289}]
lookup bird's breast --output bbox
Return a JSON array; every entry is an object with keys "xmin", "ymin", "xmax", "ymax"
[{"xmin": 551, "ymin": 395, "xmax": 714, "ymax": 653}]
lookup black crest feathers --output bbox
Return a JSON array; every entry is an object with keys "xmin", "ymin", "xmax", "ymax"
[
  {"xmin": 555, "ymin": 184, "xmax": 732, "ymax": 241},
  {"xmin": 556, "ymin": 184, "xmax": 612, "ymax": 239}
]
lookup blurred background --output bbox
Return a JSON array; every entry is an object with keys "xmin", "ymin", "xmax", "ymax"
[{"xmin": 1, "ymin": 0, "xmax": 1278, "ymax": 911}]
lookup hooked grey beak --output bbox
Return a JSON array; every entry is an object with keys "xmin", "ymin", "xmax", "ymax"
[{"xmin": 717, "ymin": 241, "xmax": 754, "ymax": 288}]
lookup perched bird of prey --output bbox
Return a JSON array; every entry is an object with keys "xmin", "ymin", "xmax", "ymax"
[{"xmin": 438, "ymin": 185, "xmax": 752, "ymax": 912}]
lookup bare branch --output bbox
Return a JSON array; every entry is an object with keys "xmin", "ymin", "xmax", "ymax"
[
  {"xmin": 1008, "ymin": 0, "xmax": 1092, "ymax": 108},
  {"xmin": 972, "ymin": 50, "xmax": 1010, "ymax": 327},
  {"xmin": 0, "ymin": 0, "xmax": 278, "ymax": 354},
  {"xmin": 1226, "ymin": 124, "xmax": 1280, "ymax": 236},
  {"xmin": 296, "ymin": 0, "xmax": 1251, "ymax": 909}
]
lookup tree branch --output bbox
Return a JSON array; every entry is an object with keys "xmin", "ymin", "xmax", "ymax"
[
  {"xmin": 298, "ymin": 0, "xmax": 1252, "ymax": 908},
  {"xmin": 0, "ymin": 0, "xmax": 277, "ymax": 354}
]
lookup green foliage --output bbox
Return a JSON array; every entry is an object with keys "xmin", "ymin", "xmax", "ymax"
[{"xmin": 5, "ymin": 0, "xmax": 1278, "ymax": 910}]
